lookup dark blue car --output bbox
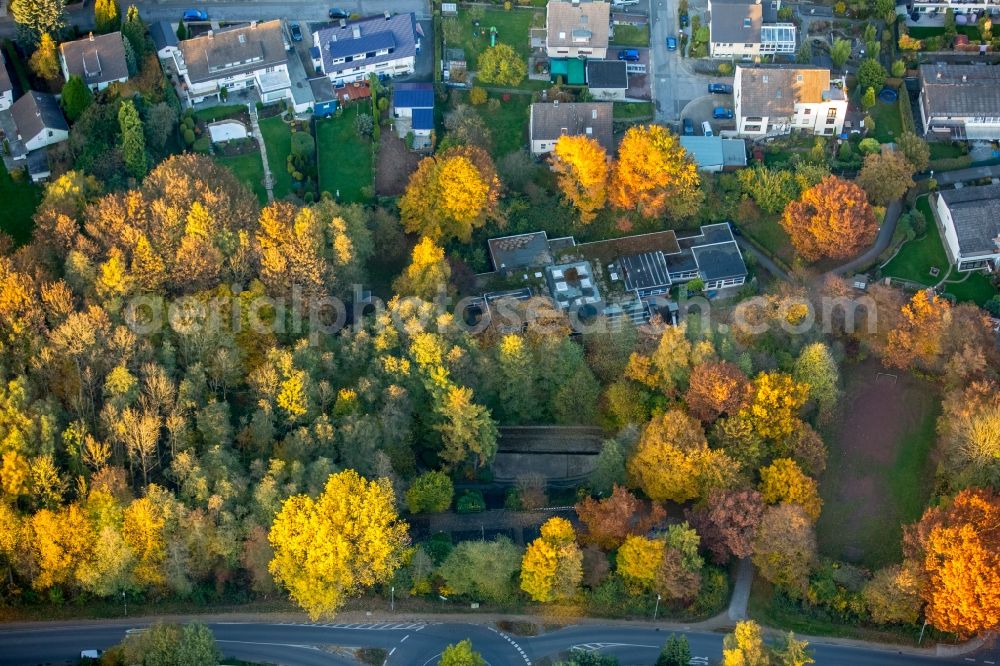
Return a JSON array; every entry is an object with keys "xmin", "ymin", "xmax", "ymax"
[
  {"xmin": 666, "ymin": 35, "xmax": 678, "ymax": 51},
  {"xmin": 682, "ymin": 118, "xmax": 695, "ymax": 135},
  {"xmin": 708, "ymin": 83, "xmax": 733, "ymax": 94},
  {"xmin": 183, "ymin": 9, "xmax": 208, "ymax": 21},
  {"xmin": 713, "ymin": 106, "xmax": 734, "ymax": 119}
]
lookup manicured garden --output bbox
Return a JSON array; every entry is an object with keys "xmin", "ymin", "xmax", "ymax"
[
  {"xmin": 613, "ymin": 101, "xmax": 654, "ymax": 119},
  {"xmin": 258, "ymin": 116, "xmax": 293, "ymax": 200},
  {"xmin": 881, "ymin": 196, "xmax": 949, "ymax": 286},
  {"xmin": 216, "ymin": 152, "xmax": 268, "ymax": 205},
  {"xmin": 316, "ymin": 104, "xmax": 374, "ymax": 203},
  {"xmin": 870, "ymin": 98, "xmax": 903, "ymax": 144},
  {"xmin": 193, "ymin": 104, "xmax": 246, "ymax": 123},
  {"xmin": 0, "ymin": 162, "xmax": 41, "ymax": 245},
  {"xmin": 943, "ymin": 271, "xmax": 997, "ymax": 306}
]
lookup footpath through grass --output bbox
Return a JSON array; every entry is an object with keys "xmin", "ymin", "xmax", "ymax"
[
  {"xmin": 881, "ymin": 196, "xmax": 948, "ymax": 286},
  {"xmin": 216, "ymin": 152, "xmax": 268, "ymax": 206},
  {"xmin": 316, "ymin": 104, "xmax": 373, "ymax": 203},
  {"xmin": 0, "ymin": 162, "xmax": 41, "ymax": 244},
  {"xmin": 258, "ymin": 116, "xmax": 293, "ymax": 200}
]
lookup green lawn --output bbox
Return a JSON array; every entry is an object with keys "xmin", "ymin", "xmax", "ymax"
[
  {"xmin": 610, "ymin": 24, "xmax": 650, "ymax": 46},
  {"xmin": 943, "ymin": 271, "xmax": 998, "ymax": 306},
  {"xmin": 454, "ymin": 91, "xmax": 532, "ymax": 157},
  {"xmin": 316, "ymin": 104, "xmax": 373, "ymax": 203},
  {"xmin": 928, "ymin": 142, "xmax": 965, "ymax": 160},
  {"xmin": 613, "ymin": 101, "xmax": 654, "ymax": 119},
  {"xmin": 739, "ymin": 212, "xmax": 795, "ymax": 267},
  {"xmin": 871, "ymin": 98, "xmax": 903, "ymax": 143},
  {"xmin": 907, "ymin": 24, "xmax": 981, "ymax": 40},
  {"xmin": 881, "ymin": 196, "xmax": 949, "ymax": 285},
  {"xmin": 193, "ymin": 104, "xmax": 246, "ymax": 123},
  {"xmin": 258, "ymin": 116, "xmax": 294, "ymax": 200},
  {"xmin": 0, "ymin": 162, "xmax": 41, "ymax": 245},
  {"xmin": 449, "ymin": 7, "xmax": 543, "ymax": 70},
  {"xmin": 215, "ymin": 152, "xmax": 268, "ymax": 206}
]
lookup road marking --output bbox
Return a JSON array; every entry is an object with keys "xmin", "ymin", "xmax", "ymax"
[
  {"xmin": 401, "ymin": 634, "xmax": 410, "ymax": 643},
  {"xmin": 216, "ymin": 640, "xmax": 320, "ymax": 651},
  {"xmin": 389, "ymin": 647, "xmax": 396, "ymax": 656},
  {"xmin": 488, "ymin": 626, "xmax": 531, "ymax": 665}
]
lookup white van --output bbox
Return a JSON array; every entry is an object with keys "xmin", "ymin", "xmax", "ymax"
[{"xmin": 702, "ymin": 121, "xmax": 714, "ymax": 137}]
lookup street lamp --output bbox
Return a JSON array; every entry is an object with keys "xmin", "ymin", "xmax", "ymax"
[
  {"xmin": 122, "ymin": 590, "xmax": 127, "ymax": 618},
  {"xmin": 391, "ymin": 586, "xmax": 395, "ymax": 612},
  {"xmin": 653, "ymin": 594, "xmax": 661, "ymax": 620}
]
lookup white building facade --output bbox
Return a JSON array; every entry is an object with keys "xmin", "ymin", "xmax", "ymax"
[
  {"xmin": 734, "ymin": 66, "xmax": 847, "ymax": 137},
  {"xmin": 312, "ymin": 13, "xmax": 419, "ymax": 86}
]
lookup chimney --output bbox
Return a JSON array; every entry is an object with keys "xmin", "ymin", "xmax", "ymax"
[
  {"xmin": 88, "ymin": 32, "xmax": 94, "ymax": 41},
  {"xmin": 250, "ymin": 20, "xmax": 257, "ymax": 29},
  {"xmin": 936, "ymin": 70, "xmax": 942, "ymax": 79},
  {"xmin": 554, "ymin": 99, "xmax": 559, "ymax": 106},
  {"xmin": 384, "ymin": 10, "xmax": 391, "ymax": 20},
  {"xmin": 352, "ymin": 25, "xmax": 361, "ymax": 39},
  {"xmin": 339, "ymin": 18, "xmax": 347, "ymax": 28},
  {"xmin": 962, "ymin": 74, "xmax": 967, "ymax": 82}
]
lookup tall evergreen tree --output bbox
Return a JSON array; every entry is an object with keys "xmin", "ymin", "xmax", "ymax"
[
  {"xmin": 10, "ymin": 0, "xmax": 66, "ymax": 41},
  {"xmin": 118, "ymin": 99, "xmax": 147, "ymax": 180},
  {"xmin": 94, "ymin": 0, "xmax": 120, "ymax": 33},
  {"xmin": 121, "ymin": 4, "xmax": 147, "ymax": 57},
  {"xmin": 60, "ymin": 75, "xmax": 93, "ymax": 122}
]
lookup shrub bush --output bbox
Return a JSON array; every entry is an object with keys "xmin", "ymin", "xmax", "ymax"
[
  {"xmin": 192, "ymin": 136, "xmax": 211, "ymax": 153},
  {"xmin": 456, "ymin": 490, "xmax": 486, "ymax": 514},
  {"xmin": 405, "ymin": 471, "xmax": 454, "ymax": 514}
]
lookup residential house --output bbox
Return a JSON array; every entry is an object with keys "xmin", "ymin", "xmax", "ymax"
[
  {"xmin": 707, "ymin": 0, "xmax": 795, "ymax": 59},
  {"xmin": 679, "ymin": 136, "xmax": 748, "ymax": 172},
  {"xmin": 173, "ymin": 20, "xmax": 292, "ymax": 106},
  {"xmin": 392, "ymin": 81, "xmax": 433, "ymax": 119},
  {"xmin": 309, "ymin": 76, "xmax": 338, "ymax": 117},
  {"xmin": 918, "ymin": 64, "xmax": 1000, "ymax": 141},
  {"xmin": 934, "ymin": 184, "xmax": 1000, "ymax": 272},
  {"xmin": 11, "ymin": 91, "xmax": 69, "ymax": 151},
  {"xmin": 586, "ymin": 59, "xmax": 628, "ymax": 101},
  {"xmin": 529, "ymin": 101, "xmax": 614, "ymax": 156},
  {"xmin": 59, "ymin": 32, "xmax": 129, "ymax": 92},
  {"xmin": 733, "ymin": 65, "xmax": 847, "ymax": 137},
  {"xmin": 0, "ymin": 51, "xmax": 13, "ymax": 111},
  {"xmin": 612, "ymin": 224, "xmax": 748, "ymax": 293},
  {"xmin": 545, "ymin": 0, "xmax": 610, "ymax": 60},
  {"xmin": 150, "ymin": 21, "xmax": 180, "ymax": 60},
  {"xmin": 311, "ymin": 13, "xmax": 420, "ymax": 86},
  {"xmin": 910, "ymin": 0, "xmax": 1000, "ymax": 16}
]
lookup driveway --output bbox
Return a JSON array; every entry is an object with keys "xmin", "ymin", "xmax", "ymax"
[
  {"xmin": 648, "ymin": 0, "xmax": 736, "ymax": 127},
  {"xmin": 680, "ymin": 93, "xmax": 734, "ymax": 132}
]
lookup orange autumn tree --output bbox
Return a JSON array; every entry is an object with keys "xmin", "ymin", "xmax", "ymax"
[
  {"xmin": 551, "ymin": 134, "xmax": 609, "ymax": 224},
  {"xmin": 780, "ymin": 175, "xmax": 877, "ymax": 261},
  {"xmin": 400, "ymin": 145, "xmax": 502, "ymax": 242},
  {"xmin": 609, "ymin": 125, "xmax": 702, "ymax": 221},
  {"xmin": 905, "ymin": 488, "xmax": 1000, "ymax": 637},
  {"xmin": 684, "ymin": 360, "xmax": 751, "ymax": 423},
  {"xmin": 574, "ymin": 484, "xmax": 666, "ymax": 549},
  {"xmin": 884, "ymin": 289, "xmax": 952, "ymax": 371}
]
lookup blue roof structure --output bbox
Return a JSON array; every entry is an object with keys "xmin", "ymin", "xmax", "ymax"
[
  {"xmin": 411, "ymin": 107, "xmax": 434, "ymax": 130},
  {"xmin": 393, "ymin": 82, "xmax": 434, "ymax": 109},
  {"xmin": 327, "ymin": 31, "xmax": 396, "ymax": 59}
]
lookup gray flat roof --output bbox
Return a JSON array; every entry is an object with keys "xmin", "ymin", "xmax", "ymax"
[
  {"xmin": 692, "ymin": 241, "xmax": 746, "ymax": 281},
  {"xmin": 919, "ymin": 64, "xmax": 1000, "ymax": 118},
  {"xmin": 489, "ymin": 231, "xmax": 553, "ymax": 270}
]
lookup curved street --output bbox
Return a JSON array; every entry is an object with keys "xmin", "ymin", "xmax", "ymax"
[{"xmin": 0, "ymin": 617, "xmax": 990, "ymax": 666}]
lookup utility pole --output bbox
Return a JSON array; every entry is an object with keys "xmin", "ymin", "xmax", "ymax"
[
  {"xmin": 653, "ymin": 594, "xmax": 661, "ymax": 621},
  {"xmin": 391, "ymin": 586, "xmax": 395, "ymax": 612},
  {"xmin": 122, "ymin": 590, "xmax": 127, "ymax": 617}
]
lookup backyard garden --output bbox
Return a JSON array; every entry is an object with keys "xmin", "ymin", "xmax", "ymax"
[{"xmin": 316, "ymin": 103, "xmax": 374, "ymax": 204}]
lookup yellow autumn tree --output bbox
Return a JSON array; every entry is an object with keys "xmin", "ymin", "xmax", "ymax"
[
  {"xmin": 609, "ymin": 124, "xmax": 702, "ymax": 221},
  {"xmin": 628, "ymin": 410, "xmax": 739, "ymax": 503},
  {"xmin": 268, "ymin": 470, "xmax": 410, "ymax": 620},
  {"xmin": 30, "ymin": 503, "xmax": 94, "ymax": 590},
  {"xmin": 394, "ymin": 236, "xmax": 452, "ymax": 301},
  {"xmin": 520, "ymin": 517, "xmax": 583, "ymax": 602},
  {"xmin": 616, "ymin": 534, "xmax": 665, "ymax": 592},
  {"xmin": 740, "ymin": 371, "xmax": 810, "ymax": 441},
  {"xmin": 400, "ymin": 145, "xmax": 501, "ymax": 242},
  {"xmin": 122, "ymin": 495, "xmax": 168, "ymax": 588},
  {"xmin": 759, "ymin": 458, "xmax": 823, "ymax": 522},
  {"xmin": 551, "ymin": 134, "xmax": 609, "ymax": 224}
]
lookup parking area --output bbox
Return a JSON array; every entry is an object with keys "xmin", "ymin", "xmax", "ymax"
[
  {"xmin": 680, "ymin": 92, "xmax": 735, "ymax": 135},
  {"xmin": 610, "ymin": 47, "xmax": 652, "ymax": 100}
]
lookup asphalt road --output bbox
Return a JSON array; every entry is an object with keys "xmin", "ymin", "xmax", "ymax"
[{"xmin": 0, "ymin": 618, "xmax": 987, "ymax": 666}]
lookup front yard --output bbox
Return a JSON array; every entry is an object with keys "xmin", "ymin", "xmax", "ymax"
[
  {"xmin": 613, "ymin": 101, "xmax": 654, "ymax": 119},
  {"xmin": 316, "ymin": 104, "xmax": 374, "ymax": 203},
  {"xmin": 609, "ymin": 24, "xmax": 650, "ymax": 47}
]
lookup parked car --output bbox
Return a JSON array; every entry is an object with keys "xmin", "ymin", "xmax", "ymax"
[
  {"xmin": 290, "ymin": 22, "xmax": 303, "ymax": 41},
  {"xmin": 666, "ymin": 35, "xmax": 678, "ymax": 50},
  {"xmin": 617, "ymin": 48, "xmax": 640, "ymax": 62},
  {"xmin": 702, "ymin": 121, "xmax": 714, "ymax": 137},
  {"xmin": 80, "ymin": 650, "xmax": 102, "ymax": 661},
  {"xmin": 682, "ymin": 118, "xmax": 695, "ymax": 135},
  {"xmin": 328, "ymin": 7, "xmax": 349, "ymax": 19},
  {"xmin": 680, "ymin": 12, "xmax": 690, "ymax": 27},
  {"xmin": 182, "ymin": 9, "xmax": 208, "ymax": 21},
  {"xmin": 708, "ymin": 83, "xmax": 733, "ymax": 94},
  {"xmin": 713, "ymin": 106, "xmax": 734, "ymax": 119}
]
